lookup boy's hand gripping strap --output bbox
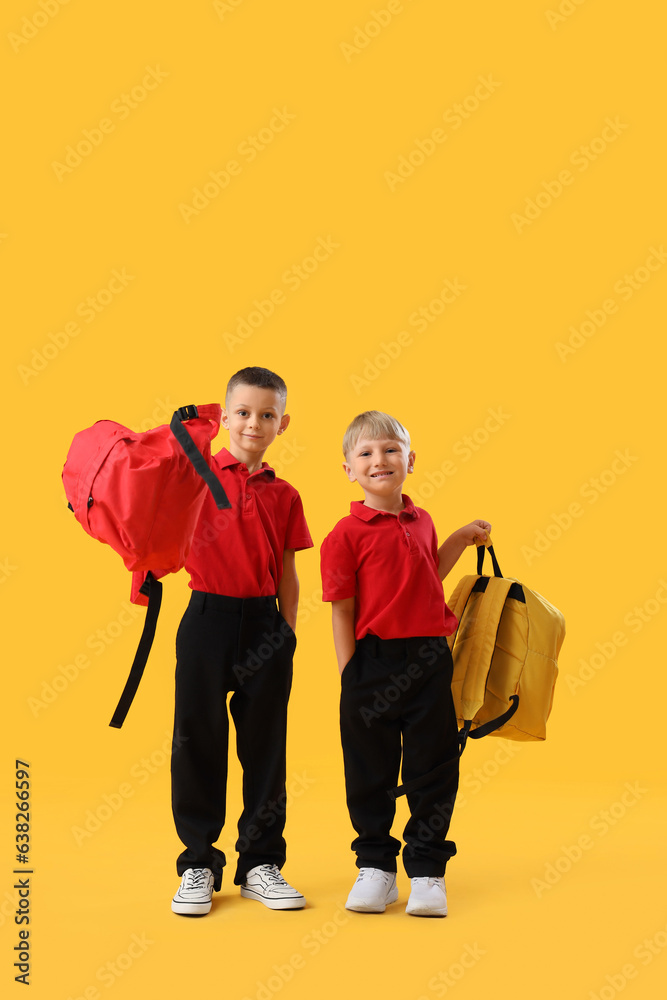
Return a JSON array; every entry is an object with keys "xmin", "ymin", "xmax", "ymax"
[
  {"xmin": 109, "ymin": 572, "xmax": 163, "ymax": 728},
  {"xmin": 169, "ymin": 405, "xmax": 232, "ymax": 510}
]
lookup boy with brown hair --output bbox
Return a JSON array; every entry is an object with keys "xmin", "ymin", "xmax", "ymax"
[{"xmin": 171, "ymin": 367, "xmax": 312, "ymax": 915}]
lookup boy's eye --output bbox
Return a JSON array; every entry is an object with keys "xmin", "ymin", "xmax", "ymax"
[{"xmin": 262, "ymin": 413, "xmax": 275, "ymax": 419}]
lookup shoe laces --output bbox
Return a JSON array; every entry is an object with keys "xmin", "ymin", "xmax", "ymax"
[
  {"xmin": 183, "ymin": 868, "xmax": 210, "ymax": 889},
  {"xmin": 357, "ymin": 867, "xmax": 393, "ymax": 883},
  {"xmin": 412, "ymin": 876, "xmax": 443, "ymax": 887},
  {"xmin": 256, "ymin": 864, "xmax": 289, "ymax": 886}
]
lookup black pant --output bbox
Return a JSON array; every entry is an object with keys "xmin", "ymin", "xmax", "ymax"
[
  {"xmin": 171, "ymin": 590, "xmax": 296, "ymax": 887},
  {"xmin": 340, "ymin": 634, "xmax": 459, "ymax": 877}
]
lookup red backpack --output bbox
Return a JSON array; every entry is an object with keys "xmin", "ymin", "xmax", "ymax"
[{"xmin": 62, "ymin": 404, "xmax": 230, "ymax": 728}]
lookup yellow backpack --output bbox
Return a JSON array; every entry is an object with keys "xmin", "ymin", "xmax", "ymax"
[
  {"xmin": 447, "ymin": 541, "xmax": 565, "ymax": 749},
  {"xmin": 389, "ymin": 540, "xmax": 566, "ymax": 801}
]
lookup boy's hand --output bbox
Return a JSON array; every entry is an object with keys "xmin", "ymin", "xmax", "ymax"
[
  {"xmin": 457, "ymin": 520, "xmax": 492, "ymax": 546},
  {"xmin": 437, "ymin": 520, "xmax": 492, "ymax": 580}
]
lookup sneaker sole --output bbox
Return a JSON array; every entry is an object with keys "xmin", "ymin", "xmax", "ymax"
[
  {"xmin": 405, "ymin": 903, "xmax": 447, "ymax": 917},
  {"xmin": 171, "ymin": 899, "xmax": 212, "ymax": 916},
  {"xmin": 345, "ymin": 888, "xmax": 399, "ymax": 913},
  {"xmin": 240, "ymin": 887, "xmax": 305, "ymax": 910}
]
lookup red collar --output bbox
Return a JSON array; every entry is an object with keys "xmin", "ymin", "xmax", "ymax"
[
  {"xmin": 350, "ymin": 495, "xmax": 419, "ymax": 521},
  {"xmin": 214, "ymin": 447, "xmax": 276, "ymax": 479}
]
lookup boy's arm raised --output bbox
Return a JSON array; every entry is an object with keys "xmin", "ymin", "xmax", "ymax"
[
  {"xmin": 437, "ymin": 520, "xmax": 492, "ymax": 580},
  {"xmin": 277, "ymin": 549, "xmax": 299, "ymax": 631},
  {"xmin": 331, "ymin": 598, "xmax": 356, "ymax": 675}
]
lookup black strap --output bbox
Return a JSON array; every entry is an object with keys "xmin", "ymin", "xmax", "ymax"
[
  {"xmin": 388, "ymin": 696, "xmax": 520, "ymax": 800},
  {"xmin": 169, "ymin": 408, "xmax": 231, "ymax": 510},
  {"xmin": 464, "ymin": 695, "xmax": 520, "ymax": 741},
  {"xmin": 109, "ymin": 573, "xmax": 163, "ymax": 729},
  {"xmin": 388, "ymin": 753, "xmax": 460, "ymax": 802},
  {"xmin": 477, "ymin": 543, "xmax": 503, "ymax": 578}
]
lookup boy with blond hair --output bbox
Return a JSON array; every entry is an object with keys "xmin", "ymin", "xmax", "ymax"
[{"xmin": 321, "ymin": 411, "xmax": 490, "ymax": 917}]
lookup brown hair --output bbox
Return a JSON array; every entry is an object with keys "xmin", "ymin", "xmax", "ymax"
[{"xmin": 225, "ymin": 367, "xmax": 287, "ymax": 408}]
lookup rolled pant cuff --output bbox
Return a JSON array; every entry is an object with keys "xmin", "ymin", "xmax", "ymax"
[
  {"xmin": 356, "ymin": 858, "xmax": 398, "ymax": 874},
  {"xmin": 235, "ymin": 853, "xmax": 287, "ymax": 885},
  {"xmin": 404, "ymin": 861, "xmax": 448, "ymax": 878}
]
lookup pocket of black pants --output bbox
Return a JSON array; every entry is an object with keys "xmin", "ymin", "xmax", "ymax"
[
  {"xmin": 340, "ymin": 648, "xmax": 358, "ymax": 684},
  {"xmin": 275, "ymin": 610, "xmax": 297, "ymax": 648}
]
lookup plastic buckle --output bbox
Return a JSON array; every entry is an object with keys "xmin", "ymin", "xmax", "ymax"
[
  {"xmin": 458, "ymin": 720, "xmax": 472, "ymax": 755},
  {"xmin": 175, "ymin": 404, "xmax": 199, "ymax": 422}
]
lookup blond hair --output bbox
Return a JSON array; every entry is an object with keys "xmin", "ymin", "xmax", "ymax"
[{"xmin": 342, "ymin": 410, "xmax": 411, "ymax": 459}]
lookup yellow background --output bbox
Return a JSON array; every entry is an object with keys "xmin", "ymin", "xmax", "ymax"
[{"xmin": 2, "ymin": 1, "xmax": 666, "ymax": 997}]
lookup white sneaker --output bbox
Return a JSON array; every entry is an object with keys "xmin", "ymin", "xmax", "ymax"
[
  {"xmin": 345, "ymin": 868, "xmax": 398, "ymax": 913},
  {"xmin": 240, "ymin": 864, "xmax": 305, "ymax": 910},
  {"xmin": 171, "ymin": 867, "xmax": 215, "ymax": 915},
  {"xmin": 405, "ymin": 876, "xmax": 448, "ymax": 917}
]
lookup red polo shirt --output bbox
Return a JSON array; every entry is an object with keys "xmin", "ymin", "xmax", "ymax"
[
  {"xmin": 320, "ymin": 496, "xmax": 458, "ymax": 640},
  {"xmin": 185, "ymin": 448, "xmax": 313, "ymax": 596}
]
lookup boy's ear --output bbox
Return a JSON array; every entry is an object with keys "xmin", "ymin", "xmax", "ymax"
[
  {"xmin": 277, "ymin": 412, "xmax": 290, "ymax": 435},
  {"xmin": 407, "ymin": 449, "xmax": 416, "ymax": 473},
  {"xmin": 342, "ymin": 461, "xmax": 357, "ymax": 483},
  {"xmin": 221, "ymin": 407, "xmax": 229, "ymax": 429}
]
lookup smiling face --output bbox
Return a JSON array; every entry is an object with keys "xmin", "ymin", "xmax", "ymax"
[
  {"xmin": 222, "ymin": 384, "xmax": 290, "ymax": 466},
  {"xmin": 343, "ymin": 435, "xmax": 415, "ymax": 509}
]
